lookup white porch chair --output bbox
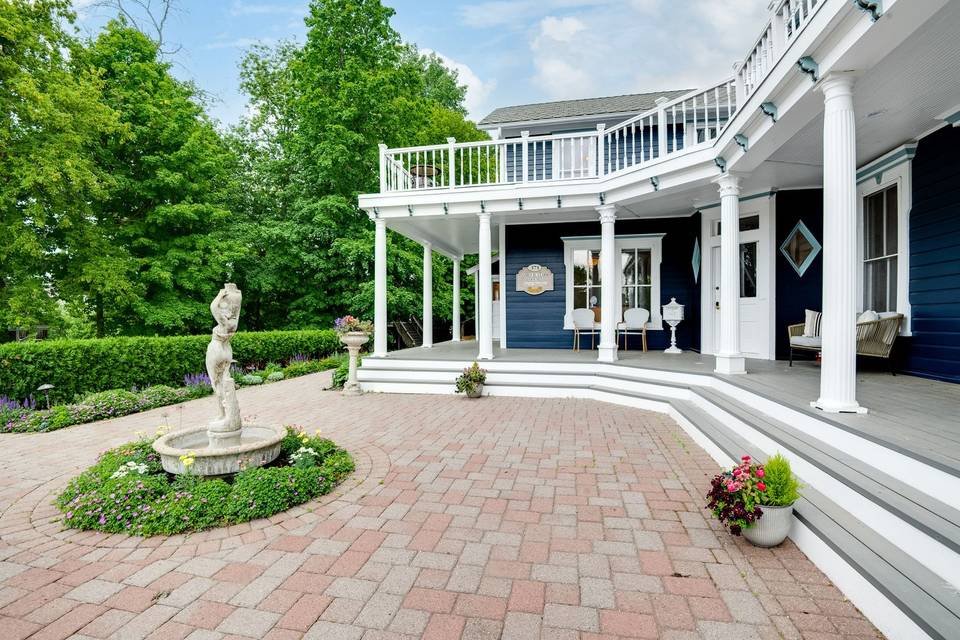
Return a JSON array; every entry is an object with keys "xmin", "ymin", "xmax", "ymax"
[
  {"xmin": 572, "ymin": 308, "xmax": 599, "ymax": 352},
  {"xmin": 617, "ymin": 307, "xmax": 649, "ymax": 352}
]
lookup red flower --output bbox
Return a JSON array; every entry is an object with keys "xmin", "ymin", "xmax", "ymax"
[{"xmin": 757, "ymin": 481, "xmax": 766, "ymax": 492}]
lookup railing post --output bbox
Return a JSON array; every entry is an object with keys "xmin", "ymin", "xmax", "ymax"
[
  {"xmin": 733, "ymin": 62, "xmax": 746, "ymax": 109},
  {"xmin": 378, "ymin": 143, "xmax": 387, "ymax": 192},
  {"xmin": 446, "ymin": 137, "xmax": 456, "ymax": 189},
  {"xmin": 595, "ymin": 124, "xmax": 605, "ymax": 176},
  {"xmin": 655, "ymin": 97, "xmax": 669, "ymax": 159},
  {"xmin": 521, "ymin": 130, "xmax": 530, "ymax": 183},
  {"xmin": 771, "ymin": 5, "xmax": 786, "ymax": 55}
]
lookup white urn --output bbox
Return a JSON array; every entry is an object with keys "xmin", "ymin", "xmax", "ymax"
[{"xmin": 340, "ymin": 331, "xmax": 370, "ymax": 395}]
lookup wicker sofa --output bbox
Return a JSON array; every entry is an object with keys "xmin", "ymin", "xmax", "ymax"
[{"xmin": 787, "ymin": 312, "xmax": 903, "ymax": 371}]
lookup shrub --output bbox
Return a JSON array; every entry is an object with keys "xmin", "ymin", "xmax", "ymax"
[
  {"xmin": 266, "ymin": 372, "xmax": 285, "ymax": 382},
  {"xmin": 240, "ymin": 374, "xmax": 263, "ymax": 385},
  {"xmin": 55, "ymin": 427, "xmax": 354, "ymax": 536},
  {"xmin": 80, "ymin": 389, "xmax": 143, "ymax": 416},
  {"xmin": 331, "ymin": 358, "xmax": 351, "ymax": 389},
  {"xmin": 283, "ymin": 355, "xmax": 342, "ymax": 378},
  {"xmin": 0, "ymin": 330, "xmax": 339, "ymax": 403},
  {"xmin": 760, "ymin": 454, "xmax": 801, "ymax": 506}
]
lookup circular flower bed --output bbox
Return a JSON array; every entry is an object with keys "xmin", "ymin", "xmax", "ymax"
[{"xmin": 55, "ymin": 426, "xmax": 354, "ymax": 536}]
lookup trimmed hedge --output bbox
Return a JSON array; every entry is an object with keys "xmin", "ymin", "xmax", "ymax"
[{"xmin": 0, "ymin": 330, "xmax": 340, "ymax": 403}]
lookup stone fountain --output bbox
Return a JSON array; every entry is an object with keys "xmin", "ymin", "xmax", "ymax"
[{"xmin": 153, "ymin": 283, "xmax": 286, "ymax": 476}]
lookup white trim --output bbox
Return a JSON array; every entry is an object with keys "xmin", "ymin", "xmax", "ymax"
[
  {"xmin": 856, "ymin": 160, "xmax": 912, "ymax": 335},
  {"xmin": 561, "ymin": 234, "xmax": 664, "ymax": 331},
  {"xmin": 499, "ymin": 223, "xmax": 507, "ymax": 346}
]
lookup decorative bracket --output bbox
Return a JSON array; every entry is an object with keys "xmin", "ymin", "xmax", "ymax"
[
  {"xmin": 480, "ymin": 200, "xmax": 486, "ymax": 213},
  {"xmin": 407, "ymin": 205, "xmax": 414, "ymax": 216},
  {"xmin": 557, "ymin": 196, "xmax": 562, "ymax": 208},
  {"xmin": 759, "ymin": 102, "xmax": 778, "ymax": 122},
  {"xmin": 797, "ymin": 56, "xmax": 819, "ymax": 82},
  {"xmin": 373, "ymin": 207, "xmax": 380, "ymax": 218},
  {"xmin": 442, "ymin": 202, "xmax": 449, "ymax": 215},
  {"xmin": 650, "ymin": 176, "xmax": 660, "ymax": 192},
  {"xmin": 598, "ymin": 192, "xmax": 605, "ymax": 205},
  {"xmin": 853, "ymin": 0, "xmax": 882, "ymax": 22},
  {"xmin": 734, "ymin": 134, "xmax": 749, "ymax": 152},
  {"xmin": 518, "ymin": 197, "xmax": 524, "ymax": 210},
  {"xmin": 714, "ymin": 157, "xmax": 727, "ymax": 173}
]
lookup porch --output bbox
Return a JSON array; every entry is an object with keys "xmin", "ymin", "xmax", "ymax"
[{"xmin": 370, "ymin": 340, "xmax": 960, "ymax": 476}]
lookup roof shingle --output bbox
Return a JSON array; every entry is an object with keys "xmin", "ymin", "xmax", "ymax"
[{"xmin": 478, "ymin": 89, "xmax": 693, "ymax": 127}]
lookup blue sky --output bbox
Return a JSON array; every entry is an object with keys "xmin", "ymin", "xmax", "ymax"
[{"xmin": 75, "ymin": 0, "xmax": 772, "ymax": 126}]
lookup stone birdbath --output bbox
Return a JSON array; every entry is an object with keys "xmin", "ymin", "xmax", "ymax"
[
  {"xmin": 153, "ymin": 283, "xmax": 285, "ymax": 476},
  {"xmin": 335, "ymin": 315, "xmax": 372, "ymax": 396}
]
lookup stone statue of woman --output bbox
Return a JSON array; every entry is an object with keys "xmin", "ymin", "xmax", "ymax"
[{"xmin": 206, "ymin": 283, "xmax": 242, "ymax": 428}]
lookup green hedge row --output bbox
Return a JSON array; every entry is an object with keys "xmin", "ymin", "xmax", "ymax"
[{"xmin": 0, "ymin": 330, "xmax": 341, "ymax": 403}]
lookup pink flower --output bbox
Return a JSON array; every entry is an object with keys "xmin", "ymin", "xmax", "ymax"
[
  {"xmin": 732, "ymin": 468, "xmax": 741, "ymax": 477},
  {"xmin": 741, "ymin": 455, "xmax": 751, "ymax": 462},
  {"xmin": 756, "ymin": 469, "xmax": 765, "ymax": 478},
  {"xmin": 757, "ymin": 481, "xmax": 766, "ymax": 491}
]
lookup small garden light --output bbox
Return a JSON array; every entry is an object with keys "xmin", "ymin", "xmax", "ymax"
[{"xmin": 36, "ymin": 383, "xmax": 54, "ymax": 409}]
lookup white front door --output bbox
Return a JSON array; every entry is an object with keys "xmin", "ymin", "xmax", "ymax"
[{"xmin": 703, "ymin": 197, "xmax": 775, "ymax": 359}]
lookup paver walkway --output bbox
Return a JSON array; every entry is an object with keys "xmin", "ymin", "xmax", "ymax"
[{"xmin": 0, "ymin": 372, "xmax": 881, "ymax": 639}]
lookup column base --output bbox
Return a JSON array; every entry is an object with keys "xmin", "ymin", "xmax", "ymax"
[
  {"xmin": 811, "ymin": 398, "xmax": 868, "ymax": 414},
  {"xmin": 477, "ymin": 354, "xmax": 494, "ymax": 361},
  {"xmin": 422, "ymin": 344, "xmax": 433, "ymax": 349},
  {"xmin": 597, "ymin": 345, "xmax": 618, "ymax": 363},
  {"xmin": 714, "ymin": 354, "xmax": 746, "ymax": 375}
]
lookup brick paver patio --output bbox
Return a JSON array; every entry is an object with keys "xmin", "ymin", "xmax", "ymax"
[{"xmin": 0, "ymin": 372, "xmax": 881, "ymax": 639}]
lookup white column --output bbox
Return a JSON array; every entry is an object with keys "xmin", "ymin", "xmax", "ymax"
[
  {"xmin": 477, "ymin": 212, "xmax": 494, "ymax": 360},
  {"xmin": 815, "ymin": 73, "xmax": 865, "ymax": 413},
  {"xmin": 597, "ymin": 205, "xmax": 618, "ymax": 362},
  {"xmin": 452, "ymin": 259, "xmax": 461, "ymax": 341},
  {"xmin": 713, "ymin": 174, "xmax": 746, "ymax": 374},
  {"xmin": 422, "ymin": 243, "xmax": 433, "ymax": 348},
  {"xmin": 373, "ymin": 217, "xmax": 387, "ymax": 357}
]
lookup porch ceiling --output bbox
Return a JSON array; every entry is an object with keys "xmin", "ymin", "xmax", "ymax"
[{"xmin": 766, "ymin": 0, "xmax": 960, "ymax": 178}]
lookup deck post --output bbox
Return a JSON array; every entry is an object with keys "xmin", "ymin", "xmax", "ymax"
[
  {"xmin": 713, "ymin": 173, "xmax": 746, "ymax": 374},
  {"xmin": 452, "ymin": 258, "xmax": 461, "ymax": 342},
  {"xmin": 597, "ymin": 205, "xmax": 618, "ymax": 362},
  {"xmin": 815, "ymin": 73, "xmax": 866, "ymax": 413},
  {"xmin": 422, "ymin": 242, "xmax": 433, "ymax": 348},
  {"xmin": 373, "ymin": 217, "xmax": 388, "ymax": 357},
  {"xmin": 477, "ymin": 212, "xmax": 494, "ymax": 360}
]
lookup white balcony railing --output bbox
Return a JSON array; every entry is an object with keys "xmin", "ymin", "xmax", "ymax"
[{"xmin": 377, "ymin": 0, "xmax": 824, "ymax": 194}]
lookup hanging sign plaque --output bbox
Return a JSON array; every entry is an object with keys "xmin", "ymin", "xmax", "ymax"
[{"xmin": 516, "ymin": 264, "xmax": 554, "ymax": 295}]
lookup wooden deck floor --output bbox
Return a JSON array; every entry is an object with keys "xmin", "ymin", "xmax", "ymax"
[{"xmin": 384, "ymin": 341, "xmax": 960, "ymax": 476}]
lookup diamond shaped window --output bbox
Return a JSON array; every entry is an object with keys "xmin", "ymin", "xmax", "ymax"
[
  {"xmin": 779, "ymin": 220, "xmax": 820, "ymax": 276},
  {"xmin": 691, "ymin": 238, "xmax": 701, "ymax": 283}
]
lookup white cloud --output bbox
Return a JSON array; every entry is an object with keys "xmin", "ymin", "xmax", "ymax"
[
  {"xmin": 460, "ymin": 0, "xmax": 609, "ymax": 29},
  {"xmin": 422, "ymin": 49, "xmax": 497, "ymax": 120},
  {"xmin": 501, "ymin": 1, "xmax": 771, "ymax": 104},
  {"xmin": 204, "ymin": 37, "xmax": 276, "ymax": 50}
]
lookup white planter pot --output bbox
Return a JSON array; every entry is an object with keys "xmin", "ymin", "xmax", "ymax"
[
  {"xmin": 340, "ymin": 331, "xmax": 369, "ymax": 395},
  {"xmin": 742, "ymin": 504, "xmax": 794, "ymax": 547}
]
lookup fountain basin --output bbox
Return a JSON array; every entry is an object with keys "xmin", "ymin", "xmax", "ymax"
[{"xmin": 153, "ymin": 424, "xmax": 286, "ymax": 476}]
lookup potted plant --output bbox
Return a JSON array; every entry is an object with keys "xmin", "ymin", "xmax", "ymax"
[
  {"xmin": 706, "ymin": 453, "xmax": 801, "ymax": 547},
  {"xmin": 334, "ymin": 315, "xmax": 373, "ymax": 396},
  {"xmin": 455, "ymin": 362, "xmax": 487, "ymax": 398}
]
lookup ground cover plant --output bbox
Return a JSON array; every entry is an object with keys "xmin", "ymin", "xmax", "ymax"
[
  {"xmin": 2, "ymin": 354, "xmax": 346, "ymax": 434},
  {"xmin": 56, "ymin": 427, "xmax": 354, "ymax": 536}
]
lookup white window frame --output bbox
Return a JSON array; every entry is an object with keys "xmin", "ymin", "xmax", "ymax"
[
  {"xmin": 857, "ymin": 154, "xmax": 912, "ymax": 335},
  {"xmin": 561, "ymin": 234, "xmax": 664, "ymax": 331}
]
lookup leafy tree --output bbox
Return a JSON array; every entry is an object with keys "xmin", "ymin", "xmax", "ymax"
[
  {"xmin": 0, "ymin": 0, "xmax": 120, "ymax": 334},
  {"xmin": 232, "ymin": 0, "xmax": 487, "ymax": 331},
  {"xmin": 67, "ymin": 20, "xmax": 241, "ymax": 336}
]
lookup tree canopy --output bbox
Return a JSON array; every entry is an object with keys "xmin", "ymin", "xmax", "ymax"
[{"xmin": 0, "ymin": 0, "xmax": 485, "ymax": 339}]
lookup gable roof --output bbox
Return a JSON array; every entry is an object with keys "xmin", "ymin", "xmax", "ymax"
[{"xmin": 478, "ymin": 89, "xmax": 693, "ymax": 127}]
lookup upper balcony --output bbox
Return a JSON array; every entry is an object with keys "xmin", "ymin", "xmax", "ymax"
[{"xmin": 372, "ymin": 0, "xmax": 825, "ymax": 198}]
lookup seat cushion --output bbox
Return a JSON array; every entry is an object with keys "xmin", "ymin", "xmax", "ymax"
[
  {"xmin": 857, "ymin": 310, "xmax": 879, "ymax": 324},
  {"xmin": 790, "ymin": 335, "xmax": 822, "ymax": 349},
  {"xmin": 803, "ymin": 309, "xmax": 822, "ymax": 337}
]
